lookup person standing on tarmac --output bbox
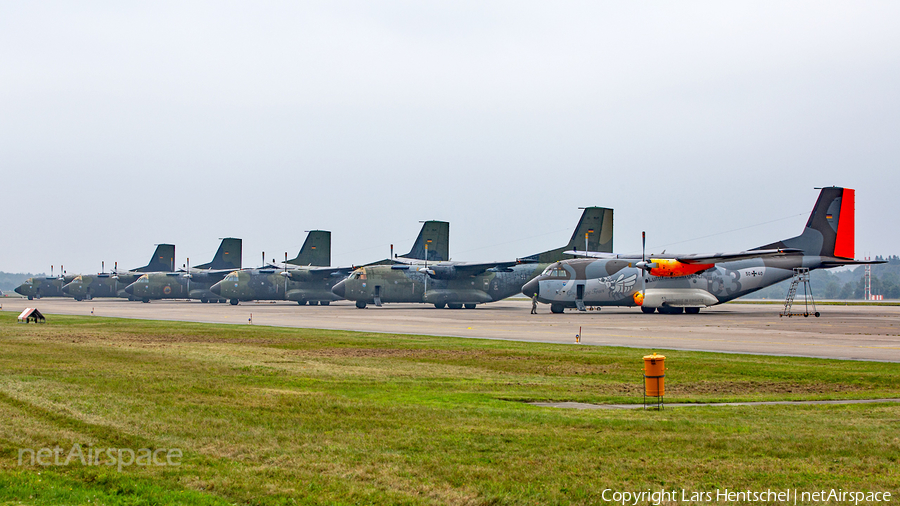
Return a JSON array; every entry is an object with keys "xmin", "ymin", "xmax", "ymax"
[{"xmin": 531, "ymin": 293, "xmax": 538, "ymax": 314}]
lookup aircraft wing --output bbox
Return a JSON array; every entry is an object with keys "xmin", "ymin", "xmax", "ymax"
[
  {"xmin": 563, "ymin": 251, "xmax": 638, "ymax": 260},
  {"xmin": 450, "ymin": 261, "xmax": 520, "ymax": 276},
  {"xmin": 674, "ymin": 248, "xmax": 803, "ymax": 264},
  {"xmin": 285, "ymin": 266, "xmax": 354, "ymax": 281},
  {"xmin": 306, "ymin": 266, "xmax": 354, "ymax": 276},
  {"xmin": 422, "ymin": 260, "xmax": 522, "ymax": 279}
]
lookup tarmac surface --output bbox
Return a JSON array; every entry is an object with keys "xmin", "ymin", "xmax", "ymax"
[{"xmin": 2, "ymin": 298, "xmax": 899, "ymax": 362}]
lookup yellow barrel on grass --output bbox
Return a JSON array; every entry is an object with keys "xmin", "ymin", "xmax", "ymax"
[{"xmin": 643, "ymin": 353, "xmax": 666, "ymax": 396}]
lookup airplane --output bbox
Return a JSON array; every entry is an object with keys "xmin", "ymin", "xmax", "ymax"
[
  {"xmin": 124, "ymin": 238, "xmax": 241, "ymax": 303},
  {"xmin": 331, "ymin": 207, "xmax": 613, "ymax": 308},
  {"xmin": 61, "ymin": 244, "xmax": 176, "ymax": 301},
  {"xmin": 521, "ymin": 187, "xmax": 882, "ymax": 314},
  {"xmin": 209, "ymin": 222, "xmax": 449, "ymax": 305},
  {"xmin": 14, "ymin": 267, "xmax": 78, "ymax": 300},
  {"xmin": 210, "ymin": 230, "xmax": 346, "ymax": 305}
]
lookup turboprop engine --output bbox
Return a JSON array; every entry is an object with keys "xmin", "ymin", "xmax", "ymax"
[{"xmin": 636, "ymin": 258, "xmax": 715, "ymax": 278}]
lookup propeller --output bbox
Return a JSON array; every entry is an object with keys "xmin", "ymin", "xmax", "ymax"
[
  {"xmin": 633, "ymin": 231, "xmax": 658, "ymax": 272},
  {"xmin": 280, "ymin": 252, "xmax": 290, "ymax": 299},
  {"xmin": 183, "ymin": 258, "xmax": 191, "ymax": 294}
]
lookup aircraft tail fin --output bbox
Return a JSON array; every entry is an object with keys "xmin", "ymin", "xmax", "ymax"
[
  {"xmin": 286, "ymin": 230, "xmax": 331, "ymax": 266},
  {"xmin": 399, "ymin": 221, "xmax": 449, "ymax": 261},
  {"xmin": 132, "ymin": 244, "xmax": 175, "ymax": 272},
  {"xmin": 758, "ymin": 187, "xmax": 856, "ymax": 259},
  {"xmin": 195, "ymin": 238, "xmax": 242, "ymax": 270},
  {"xmin": 520, "ymin": 207, "xmax": 614, "ymax": 263}
]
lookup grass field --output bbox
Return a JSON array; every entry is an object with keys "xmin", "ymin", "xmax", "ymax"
[{"xmin": 1, "ymin": 312, "xmax": 899, "ymax": 505}]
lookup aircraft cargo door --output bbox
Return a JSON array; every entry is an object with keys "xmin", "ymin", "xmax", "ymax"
[{"xmin": 575, "ymin": 283, "xmax": 585, "ymax": 312}]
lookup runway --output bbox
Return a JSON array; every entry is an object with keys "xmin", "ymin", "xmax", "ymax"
[{"xmin": 3, "ymin": 298, "xmax": 899, "ymax": 361}]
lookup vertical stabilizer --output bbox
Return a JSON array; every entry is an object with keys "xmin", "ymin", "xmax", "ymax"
[
  {"xmin": 132, "ymin": 244, "xmax": 175, "ymax": 272},
  {"xmin": 520, "ymin": 207, "xmax": 614, "ymax": 263},
  {"xmin": 287, "ymin": 230, "xmax": 331, "ymax": 267},
  {"xmin": 195, "ymin": 238, "xmax": 242, "ymax": 270},
  {"xmin": 758, "ymin": 187, "xmax": 855, "ymax": 259},
  {"xmin": 399, "ymin": 221, "xmax": 449, "ymax": 261}
]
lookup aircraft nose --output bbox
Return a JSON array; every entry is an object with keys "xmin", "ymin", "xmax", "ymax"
[
  {"xmin": 332, "ymin": 280, "xmax": 346, "ymax": 298},
  {"xmin": 209, "ymin": 281, "xmax": 222, "ymax": 296},
  {"xmin": 521, "ymin": 278, "xmax": 539, "ymax": 298},
  {"xmin": 124, "ymin": 283, "xmax": 135, "ymax": 295},
  {"xmin": 14, "ymin": 285, "xmax": 24, "ymax": 295}
]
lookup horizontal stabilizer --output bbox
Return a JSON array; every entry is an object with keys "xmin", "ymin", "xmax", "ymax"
[
  {"xmin": 675, "ymin": 248, "xmax": 803, "ymax": 264},
  {"xmin": 821, "ymin": 258, "xmax": 887, "ymax": 267}
]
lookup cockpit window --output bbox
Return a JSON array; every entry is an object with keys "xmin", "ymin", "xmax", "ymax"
[
  {"xmin": 225, "ymin": 272, "xmax": 239, "ymax": 281},
  {"xmin": 542, "ymin": 264, "xmax": 569, "ymax": 278},
  {"xmin": 348, "ymin": 269, "xmax": 367, "ymax": 281},
  {"xmin": 138, "ymin": 275, "xmax": 149, "ymax": 283}
]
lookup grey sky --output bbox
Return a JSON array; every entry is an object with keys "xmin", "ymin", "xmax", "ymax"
[{"xmin": 3, "ymin": 2, "xmax": 898, "ymax": 274}]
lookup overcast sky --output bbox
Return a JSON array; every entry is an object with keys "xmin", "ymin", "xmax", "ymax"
[{"xmin": 2, "ymin": 1, "xmax": 898, "ymax": 274}]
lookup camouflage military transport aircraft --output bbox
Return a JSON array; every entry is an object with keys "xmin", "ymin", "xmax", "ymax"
[
  {"xmin": 210, "ymin": 230, "xmax": 348, "ymax": 305},
  {"xmin": 210, "ymin": 222, "xmax": 450, "ymax": 305},
  {"xmin": 61, "ymin": 244, "xmax": 176, "ymax": 301},
  {"xmin": 521, "ymin": 187, "xmax": 881, "ymax": 314},
  {"xmin": 331, "ymin": 207, "xmax": 613, "ymax": 308},
  {"xmin": 14, "ymin": 271, "xmax": 78, "ymax": 300},
  {"xmin": 124, "ymin": 238, "xmax": 241, "ymax": 303}
]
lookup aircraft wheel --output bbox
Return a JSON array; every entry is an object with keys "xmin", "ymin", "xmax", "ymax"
[
  {"xmin": 200, "ymin": 297, "xmax": 208, "ymax": 303},
  {"xmin": 550, "ymin": 303, "xmax": 565, "ymax": 314},
  {"xmin": 447, "ymin": 303, "xmax": 463, "ymax": 309},
  {"xmin": 297, "ymin": 301, "xmax": 306, "ymax": 306},
  {"xmin": 434, "ymin": 303, "xmax": 445, "ymax": 309},
  {"xmin": 320, "ymin": 301, "xmax": 330, "ymax": 306},
  {"xmin": 309, "ymin": 301, "xmax": 319, "ymax": 306},
  {"xmin": 815, "ymin": 312, "xmax": 820, "ymax": 317},
  {"xmin": 142, "ymin": 298, "xmax": 150, "ymax": 303},
  {"xmin": 641, "ymin": 307, "xmax": 656, "ymax": 314},
  {"xmin": 464, "ymin": 303, "xmax": 476, "ymax": 309},
  {"xmin": 27, "ymin": 296, "xmax": 33, "ymax": 301},
  {"xmin": 230, "ymin": 299, "xmax": 239, "ymax": 305},
  {"xmin": 355, "ymin": 301, "xmax": 367, "ymax": 309},
  {"xmin": 685, "ymin": 307, "xmax": 700, "ymax": 314},
  {"xmin": 74, "ymin": 297, "xmax": 82, "ymax": 302}
]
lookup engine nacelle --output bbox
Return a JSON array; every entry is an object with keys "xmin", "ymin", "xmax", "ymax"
[
  {"xmin": 427, "ymin": 265, "xmax": 457, "ymax": 280},
  {"xmin": 648, "ymin": 259, "xmax": 714, "ymax": 277},
  {"xmin": 287, "ymin": 270, "xmax": 316, "ymax": 282}
]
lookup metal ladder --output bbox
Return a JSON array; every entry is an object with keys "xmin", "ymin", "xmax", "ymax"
[{"xmin": 781, "ymin": 267, "xmax": 819, "ymax": 317}]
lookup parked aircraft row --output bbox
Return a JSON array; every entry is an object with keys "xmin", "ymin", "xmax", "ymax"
[
  {"xmin": 13, "ymin": 187, "xmax": 880, "ymax": 314},
  {"xmin": 14, "ymin": 208, "xmax": 613, "ymax": 307}
]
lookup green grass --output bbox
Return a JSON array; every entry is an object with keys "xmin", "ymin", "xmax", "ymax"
[{"xmin": 1, "ymin": 313, "xmax": 899, "ymax": 505}]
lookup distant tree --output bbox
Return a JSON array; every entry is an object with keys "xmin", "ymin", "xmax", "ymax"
[{"xmin": 0, "ymin": 272, "xmax": 44, "ymax": 292}]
